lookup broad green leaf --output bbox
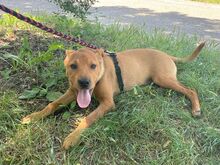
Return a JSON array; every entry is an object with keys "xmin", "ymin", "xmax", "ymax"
[
  {"xmin": 19, "ymin": 88, "xmax": 41, "ymax": 100},
  {"xmin": 45, "ymin": 79, "xmax": 57, "ymax": 88},
  {"xmin": 70, "ymin": 101, "xmax": 76, "ymax": 109},
  {"xmin": 0, "ymin": 69, "xmax": 11, "ymax": 80},
  {"xmin": 46, "ymin": 91, "xmax": 63, "ymax": 102},
  {"xmin": 62, "ymin": 111, "xmax": 71, "ymax": 120},
  {"xmin": 47, "ymin": 43, "xmax": 64, "ymax": 52},
  {"xmin": 38, "ymin": 88, "xmax": 48, "ymax": 97},
  {"xmin": 3, "ymin": 52, "xmax": 29, "ymax": 67}
]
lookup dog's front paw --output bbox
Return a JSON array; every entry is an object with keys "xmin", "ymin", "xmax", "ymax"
[
  {"xmin": 62, "ymin": 131, "xmax": 81, "ymax": 150},
  {"xmin": 192, "ymin": 109, "xmax": 201, "ymax": 118},
  {"xmin": 21, "ymin": 112, "xmax": 42, "ymax": 124},
  {"xmin": 62, "ymin": 138, "xmax": 73, "ymax": 150},
  {"xmin": 21, "ymin": 115, "xmax": 32, "ymax": 124}
]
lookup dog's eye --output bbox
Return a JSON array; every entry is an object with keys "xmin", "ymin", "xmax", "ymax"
[
  {"xmin": 70, "ymin": 64, "xmax": 77, "ymax": 70},
  {"xmin": 91, "ymin": 64, "xmax": 96, "ymax": 69}
]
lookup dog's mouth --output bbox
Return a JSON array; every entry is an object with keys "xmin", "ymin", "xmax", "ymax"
[{"xmin": 76, "ymin": 88, "xmax": 93, "ymax": 108}]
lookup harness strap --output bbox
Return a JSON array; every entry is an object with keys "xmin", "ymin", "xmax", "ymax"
[{"xmin": 108, "ymin": 53, "xmax": 124, "ymax": 92}]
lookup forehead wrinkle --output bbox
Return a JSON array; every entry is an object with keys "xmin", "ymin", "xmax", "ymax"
[
  {"xmin": 75, "ymin": 52, "xmax": 98, "ymax": 64},
  {"xmin": 78, "ymin": 48, "xmax": 96, "ymax": 54}
]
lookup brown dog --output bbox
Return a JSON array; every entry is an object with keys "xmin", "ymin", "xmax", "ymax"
[{"xmin": 22, "ymin": 42, "xmax": 205, "ymax": 149}]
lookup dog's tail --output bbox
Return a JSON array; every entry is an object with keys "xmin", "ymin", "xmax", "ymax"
[{"xmin": 170, "ymin": 42, "xmax": 205, "ymax": 63}]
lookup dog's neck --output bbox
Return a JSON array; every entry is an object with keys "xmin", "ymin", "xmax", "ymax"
[{"xmin": 97, "ymin": 60, "xmax": 105, "ymax": 82}]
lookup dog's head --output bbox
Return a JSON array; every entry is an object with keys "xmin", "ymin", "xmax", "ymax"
[{"xmin": 64, "ymin": 48, "xmax": 105, "ymax": 108}]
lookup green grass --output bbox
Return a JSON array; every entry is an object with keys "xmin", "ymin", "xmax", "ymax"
[
  {"xmin": 0, "ymin": 13, "xmax": 220, "ymax": 164},
  {"xmin": 191, "ymin": 0, "xmax": 220, "ymax": 4}
]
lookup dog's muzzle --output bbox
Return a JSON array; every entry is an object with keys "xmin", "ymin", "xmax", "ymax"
[{"xmin": 78, "ymin": 78, "xmax": 91, "ymax": 89}]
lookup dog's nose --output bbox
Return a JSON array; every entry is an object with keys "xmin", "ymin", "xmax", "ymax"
[{"xmin": 78, "ymin": 78, "xmax": 90, "ymax": 89}]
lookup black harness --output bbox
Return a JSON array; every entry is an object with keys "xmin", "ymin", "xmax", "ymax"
[{"xmin": 108, "ymin": 52, "xmax": 124, "ymax": 92}]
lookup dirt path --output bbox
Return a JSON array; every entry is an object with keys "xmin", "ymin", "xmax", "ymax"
[{"xmin": 1, "ymin": 0, "xmax": 220, "ymax": 42}]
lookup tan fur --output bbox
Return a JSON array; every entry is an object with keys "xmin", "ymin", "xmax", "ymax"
[{"xmin": 21, "ymin": 42, "xmax": 205, "ymax": 150}]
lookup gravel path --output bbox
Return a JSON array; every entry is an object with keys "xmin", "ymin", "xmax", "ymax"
[{"xmin": 1, "ymin": 0, "xmax": 220, "ymax": 42}]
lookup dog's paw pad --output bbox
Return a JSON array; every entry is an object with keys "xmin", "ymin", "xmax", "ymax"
[
  {"xmin": 192, "ymin": 110, "xmax": 201, "ymax": 118},
  {"xmin": 21, "ymin": 116, "xmax": 31, "ymax": 124}
]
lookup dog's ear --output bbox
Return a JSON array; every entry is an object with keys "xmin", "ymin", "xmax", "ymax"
[
  {"xmin": 64, "ymin": 50, "xmax": 75, "ymax": 66},
  {"xmin": 96, "ymin": 49, "xmax": 105, "ymax": 57},
  {"xmin": 65, "ymin": 50, "xmax": 75, "ymax": 57}
]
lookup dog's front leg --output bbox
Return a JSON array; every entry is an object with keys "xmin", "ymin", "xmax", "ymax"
[
  {"xmin": 63, "ymin": 98, "xmax": 114, "ymax": 150},
  {"xmin": 22, "ymin": 89, "xmax": 75, "ymax": 124}
]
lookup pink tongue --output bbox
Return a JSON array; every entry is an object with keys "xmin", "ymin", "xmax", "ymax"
[{"xmin": 77, "ymin": 89, "xmax": 91, "ymax": 108}]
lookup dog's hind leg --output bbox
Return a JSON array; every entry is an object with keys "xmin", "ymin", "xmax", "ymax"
[
  {"xmin": 152, "ymin": 76, "xmax": 201, "ymax": 117},
  {"xmin": 21, "ymin": 89, "xmax": 75, "ymax": 124}
]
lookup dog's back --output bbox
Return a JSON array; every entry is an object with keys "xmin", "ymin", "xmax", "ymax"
[
  {"xmin": 116, "ymin": 48, "xmax": 176, "ymax": 90},
  {"xmin": 115, "ymin": 43, "xmax": 205, "ymax": 90}
]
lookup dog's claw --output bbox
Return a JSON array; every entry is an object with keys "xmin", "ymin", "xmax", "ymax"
[{"xmin": 192, "ymin": 110, "xmax": 201, "ymax": 118}]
